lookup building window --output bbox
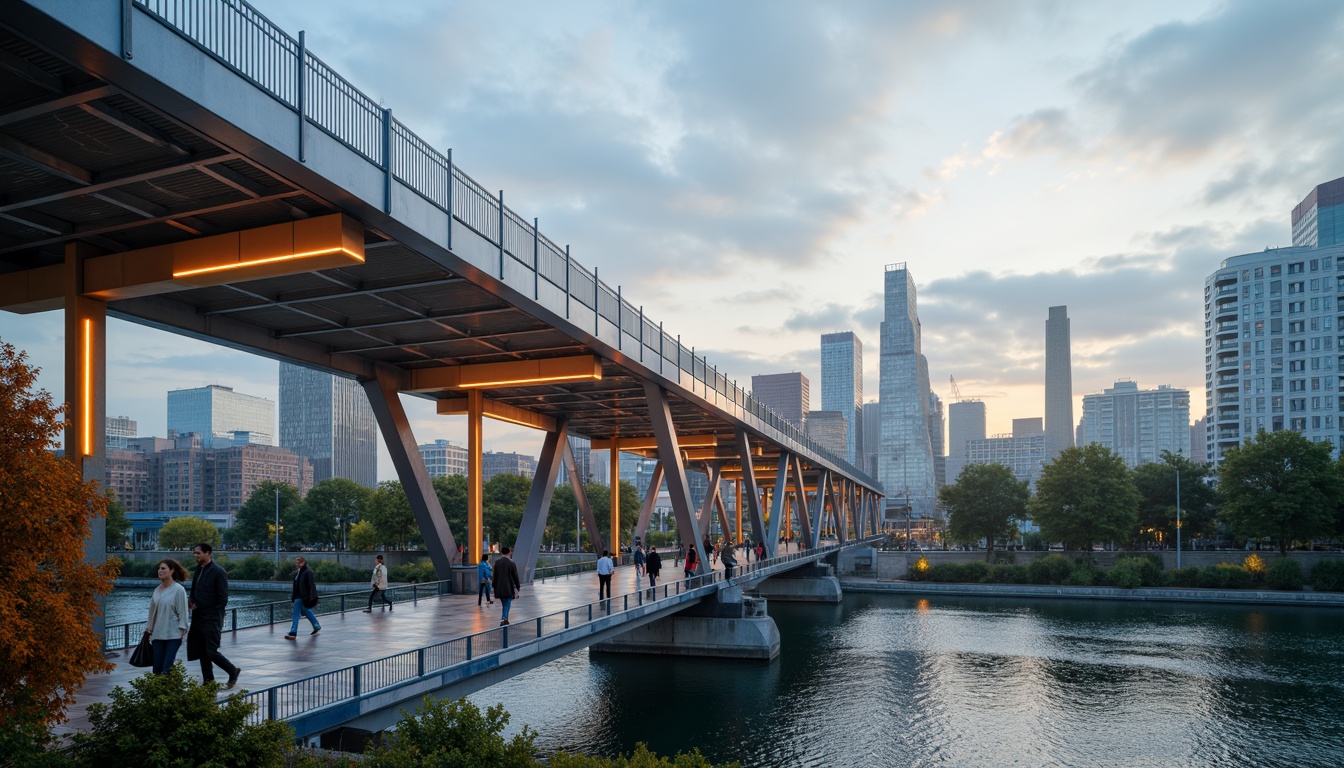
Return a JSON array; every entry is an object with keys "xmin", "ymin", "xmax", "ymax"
[{"xmin": 1288, "ymin": 262, "xmax": 1304, "ymax": 274}]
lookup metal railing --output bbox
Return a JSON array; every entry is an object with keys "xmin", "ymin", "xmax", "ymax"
[
  {"xmin": 101, "ymin": 580, "xmax": 451, "ymax": 653},
  {"xmin": 129, "ymin": 0, "xmax": 879, "ymax": 492},
  {"xmin": 238, "ymin": 538, "xmax": 879, "ymax": 725}
]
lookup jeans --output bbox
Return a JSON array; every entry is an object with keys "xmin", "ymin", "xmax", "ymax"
[
  {"xmin": 368, "ymin": 587, "xmax": 392, "ymax": 609},
  {"xmin": 289, "ymin": 599, "xmax": 321, "ymax": 634},
  {"xmin": 151, "ymin": 637, "xmax": 182, "ymax": 674},
  {"xmin": 478, "ymin": 580, "xmax": 493, "ymax": 605},
  {"xmin": 499, "ymin": 598, "xmax": 513, "ymax": 621},
  {"xmin": 598, "ymin": 573, "xmax": 612, "ymax": 600}
]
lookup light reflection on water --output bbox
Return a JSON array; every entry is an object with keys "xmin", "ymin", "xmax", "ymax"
[{"xmin": 467, "ymin": 595, "xmax": 1344, "ymax": 768}]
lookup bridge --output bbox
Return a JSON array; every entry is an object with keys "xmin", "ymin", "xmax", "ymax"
[{"xmin": 2, "ymin": 0, "xmax": 887, "ymax": 739}]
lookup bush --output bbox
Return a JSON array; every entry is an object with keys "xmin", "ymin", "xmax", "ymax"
[
  {"xmin": 1242, "ymin": 554, "xmax": 1267, "ymax": 583},
  {"xmin": 1311, "ymin": 559, "xmax": 1344, "ymax": 592},
  {"xmin": 908, "ymin": 557, "xmax": 932, "ymax": 581},
  {"xmin": 1109, "ymin": 559, "xmax": 1145, "ymax": 589},
  {"xmin": 364, "ymin": 696, "xmax": 536, "ymax": 768},
  {"xmin": 1115, "ymin": 552, "xmax": 1164, "ymax": 587},
  {"xmin": 71, "ymin": 663, "xmax": 293, "ymax": 767},
  {"xmin": 1200, "ymin": 563, "xmax": 1253, "ymax": 590},
  {"xmin": 1165, "ymin": 567, "xmax": 1204, "ymax": 588},
  {"xmin": 228, "ymin": 555, "xmax": 278, "ymax": 581},
  {"xmin": 1063, "ymin": 567, "xmax": 1094, "ymax": 587},
  {"xmin": 389, "ymin": 560, "xmax": 438, "ymax": 584},
  {"xmin": 311, "ymin": 559, "xmax": 363, "ymax": 583},
  {"xmin": 928, "ymin": 562, "xmax": 964, "ymax": 582},
  {"xmin": 992, "ymin": 551, "xmax": 1016, "ymax": 565},
  {"xmin": 1265, "ymin": 558, "xmax": 1304, "ymax": 590},
  {"xmin": 1028, "ymin": 554, "xmax": 1074, "ymax": 585},
  {"xmin": 985, "ymin": 564, "xmax": 1029, "ymax": 584}
]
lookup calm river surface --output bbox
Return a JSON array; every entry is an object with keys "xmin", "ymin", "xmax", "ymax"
[{"xmin": 463, "ymin": 594, "xmax": 1344, "ymax": 768}]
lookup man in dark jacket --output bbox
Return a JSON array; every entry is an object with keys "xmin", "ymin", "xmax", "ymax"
[
  {"xmin": 645, "ymin": 547, "xmax": 662, "ymax": 597},
  {"xmin": 187, "ymin": 542, "xmax": 240, "ymax": 688},
  {"xmin": 491, "ymin": 545, "xmax": 521, "ymax": 626},
  {"xmin": 284, "ymin": 556, "xmax": 321, "ymax": 639}
]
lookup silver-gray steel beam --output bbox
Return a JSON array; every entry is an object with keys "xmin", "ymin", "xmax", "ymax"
[
  {"xmin": 515, "ymin": 420, "xmax": 568, "ymax": 583},
  {"xmin": 632, "ymin": 460, "xmax": 663, "ymax": 545},
  {"xmin": 734, "ymin": 429, "xmax": 768, "ymax": 549},
  {"xmin": 695, "ymin": 461, "xmax": 722, "ymax": 535},
  {"xmin": 790, "ymin": 454, "xmax": 814, "ymax": 548},
  {"xmin": 642, "ymin": 381, "xmax": 708, "ymax": 572},
  {"xmin": 561, "ymin": 439, "xmax": 605, "ymax": 553}
]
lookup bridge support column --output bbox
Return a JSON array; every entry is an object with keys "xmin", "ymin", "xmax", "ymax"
[
  {"xmin": 754, "ymin": 563, "xmax": 842, "ymax": 603},
  {"xmin": 591, "ymin": 589, "xmax": 779, "ymax": 660}
]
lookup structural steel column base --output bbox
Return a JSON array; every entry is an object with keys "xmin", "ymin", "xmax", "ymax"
[{"xmin": 591, "ymin": 608, "xmax": 779, "ymax": 660}]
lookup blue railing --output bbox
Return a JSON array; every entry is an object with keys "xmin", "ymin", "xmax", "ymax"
[{"xmin": 130, "ymin": 0, "xmax": 879, "ymax": 491}]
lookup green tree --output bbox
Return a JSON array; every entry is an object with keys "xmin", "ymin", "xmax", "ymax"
[
  {"xmin": 1131, "ymin": 451, "xmax": 1218, "ymax": 548},
  {"xmin": 940, "ymin": 463, "xmax": 1028, "ymax": 561},
  {"xmin": 433, "ymin": 473, "xmax": 469, "ymax": 540},
  {"xmin": 104, "ymin": 492, "xmax": 132, "ymax": 550},
  {"xmin": 156, "ymin": 516, "xmax": 221, "ymax": 551},
  {"xmin": 0, "ymin": 341, "xmax": 116, "ymax": 727},
  {"xmin": 347, "ymin": 520, "xmax": 380, "ymax": 552},
  {"xmin": 364, "ymin": 696, "xmax": 536, "ymax": 768},
  {"xmin": 484, "ymin": 473, "xmax": 533, "ymax": 548},
  {"xmin": 290, "ymin": 478, "xmax": 372, "ymax": 548},
  {"xmin": 224, "ymin": 481, "xmax": 301, "ymax": 550},
  {"xmin": 366, "ymin": 481, "xmax": 419, "ymax": 549},
  {"xmin": 546, "ymin": 481, "xmax": 640, "ymax": 551},
  {"xmin": 1030, "ymin": 444, "xmax": 1140, "ymax": 554},
  {"xmin": 1218, "ymin": 430, "xmax": 1340, "ymax": 555}
]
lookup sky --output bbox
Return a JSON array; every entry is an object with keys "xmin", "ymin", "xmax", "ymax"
[{"xmin": 5, "ymin": 0, "xmax": 1344, "ymax": 480}]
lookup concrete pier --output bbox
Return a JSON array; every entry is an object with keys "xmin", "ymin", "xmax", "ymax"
[
  {"xmin": 752, "ymin": 563, "xmax": 843, "ymax": 603},
  {"xmin": 592, "ymin": 589, "xmax": 780, "ymax": 660}
]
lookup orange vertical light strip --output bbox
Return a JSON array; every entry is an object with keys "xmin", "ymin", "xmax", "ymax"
[{"xmin": 82, "ymin": 317, "xmax": 92, "ymax": 455}]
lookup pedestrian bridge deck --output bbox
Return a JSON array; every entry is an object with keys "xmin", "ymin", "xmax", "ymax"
[{"xmin": 65, "ymin": 541, "xmax": 867, "ymax": 740}]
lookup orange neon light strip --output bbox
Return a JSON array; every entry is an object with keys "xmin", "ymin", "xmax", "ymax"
[
  {"xmin": 171, "ymin": 247, "xmax": 364, "ymax": 278},
  {"xmin": 82, "ymin": 317, "xmax": 92, "ymax": 455},
  {"xmin": 455, "ymin": 372, "xmax": 602, "ymax": 389}
]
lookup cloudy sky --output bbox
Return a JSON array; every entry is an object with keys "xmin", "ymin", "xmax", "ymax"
[{"xmin": 6, "ymin": 0, "xmax": 1344, "ymax": 479}]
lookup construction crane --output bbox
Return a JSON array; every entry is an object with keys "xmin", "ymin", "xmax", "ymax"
[{"xmin": 949, "ymin": 375, "xmax": 983, "ymax": 402}]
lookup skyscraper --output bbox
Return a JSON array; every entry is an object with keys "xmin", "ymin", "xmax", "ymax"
[
  {"xmin": 751, "ymin": 372, "xmax": 810, "ymax": 430},
  {"xmin": 1044, "ymin": 306, "xmax": 1074, "ymax": 458},
  {"xmin": 167, "ymin": 384, "xmax": 274, "ymax": 449},
  {"xmin": 1080, "ymin": 381, "xmax": 1191, "ymax": 468},
  {"xmin": 1291, "ymin": 175, "xmax": 1344, "ymax": 248},
  {"xmin": 928, "ymin": 391, "xmax": 945, "ymax": 489},
  {"xmin": 279, "ymin": 363, "xmax": 377, "ymax": 487},
  {"xmin": 820, "ymin": 331, "xmax": 863, "ymax": 465},
  {"xmin": 862, "ymin": 400, "xmax": 881, "ymax": 478},
  {"xmin": 947, "ymin": 399, "xmax": 986, "ymax": 483},
  {"xmin": 805, "ymin": 410, "xmax": 848, "ymax": 456},
  {"xmin": 878, "ymin": 263, "xmax": 936, "ymax": 514}
]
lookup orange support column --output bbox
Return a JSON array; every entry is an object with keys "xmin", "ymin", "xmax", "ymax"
[
  {"xmin": 467, "ymin": 389, "xmax": 483, "ymax": 564},
  {"xmin": 735, "ymin": 480, "xmax": 743, "ymax": 544},
  {"xmin": 609, "ymin": 436, "xmax": 620, "ymax": 556}
]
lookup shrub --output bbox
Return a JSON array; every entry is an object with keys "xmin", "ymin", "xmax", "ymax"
[
  {"xmin": 1311, "ymin": 559, "xmax": 1344, "ymax": 592},
  {"xmin": 908, "ymin": 557, "xmax": 932, "ymax": 581},
  {"xmin": 1115, "ymin": 552, "xmax": 1164, "ymax": 587},
  {"xmin": 1164, "ymin": 567, "xmax": 1204, "ymax": 588},
  {"xmin": 1242, "ymin": 554, "xmax": 1267, "ymax": 583},
  {"xmin": 228, "ymin": 555, "xmax": 278, "ymax": 581},
  {"xmin": 1109, "ymin": 559, "xmax": 1145, "ymax": 589},
  {"xmin": 961, "ymin": 561, "xmax": 990, "ymax": 583},
  {"xmin": 1063, "ymin": 567, "xmax": 1094, "ymax": 587},
  {"xmin": 1028, "ymin": 554, "xmax": 1074, "ymax": 585},
  {"xmin": 71, "ymin": 663, "xmax": 293, "ymax": 767},
  {"xmin": 992, "ymin": 551, "xmax": 1016, "ymax": 565},
  {"xmin": 928, "ymin": 562, "xmax": 964, "ymax": 582},
  {"xmin": 1265, "ymin": 558, "xmax": 1304, "ymax": 590},
  {"xmin": 363, "ymin": 696, "xmax": 536, "ymax": 768},
  {"xmin": 311, "ymin": 559, "xmax": 363, "ymax": 583},
  {"xmin": 389, "ymin": 560, "xmax": 438, "ymax": 584},
  {"xmin": 986, "ymin": 564, "xmax": 1029, "ymax": 584},
  {"xmin": 1200, "ymin": 563, "xmax": 1253, "ymax": 590}
]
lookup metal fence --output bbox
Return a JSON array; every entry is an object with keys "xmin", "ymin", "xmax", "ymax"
[{"xmin": 130, "ymin": 0, "xmax": 878, "ymax": 490}]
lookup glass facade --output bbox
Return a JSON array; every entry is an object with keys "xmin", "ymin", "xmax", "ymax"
[
  {"xmin": 805, "ymin": 410, "xmax": 848, "ymax": 456},
  {"xmin": 750, "ymin": 372, "xmax": 810, "ymax": 429},
  {"xmin": 279, "ymin": 363, "xmax": 377, "ymax": 487},
  {"xmin": 418, "ymin": 439, "xmax": 467, "ymax": 478},
  {"xmin": 166, "ymin": 385, "xmax": 274, "ymax": 449},
  {"xmin": 946, "ymin": 400, "xmax": 986, "ymax": 484},
  {"xmin": 1080, "ymin": 381, "xmax": 1191, "ymax": 468},
  {"xmin": 1292, "ymin": 176, "xmax": 1344, "ymax": 248},
  {"xmin": 820, "ymin": 331, "xmax": 864, "ymax": 465},
  {"xmin": 1045, "ymin": 306, "xmax": 1074, "ymax": 458},
  {"xmin": 878, "ymin": 264, "xmax": 936, "ymax": 514}
]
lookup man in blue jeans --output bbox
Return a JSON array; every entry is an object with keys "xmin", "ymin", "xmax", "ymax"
[
  {"xmin": 284, "ymin": 556, "xmax": 321, "ymax": 639},
  {"xmin": 491, "ymin": 545, "xmax": 521, "ymax": 626}
]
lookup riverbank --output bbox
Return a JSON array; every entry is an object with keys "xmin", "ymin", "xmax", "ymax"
[
  {"xmin": 839, "ymin": 577, "xmax": 1344, "ymax": 607},
  {"xmin": 114, "ymin": 578, "xmax": 372, "ymax": 592}
]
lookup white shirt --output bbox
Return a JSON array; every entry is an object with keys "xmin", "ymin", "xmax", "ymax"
[
  {"xmin": 596, "ymin": 556, "xmax": 614, "ymax": 575},
  {"xmin": 147, "ymin": 581, "xmax": 189, "ymax": 641}
]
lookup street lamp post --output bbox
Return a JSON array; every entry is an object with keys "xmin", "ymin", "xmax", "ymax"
[
  {"xmin": 1175, "ymin": 458, "xmax": 1182, "ymax": 569},
  {"xmin": 274, "ymin": 487, "xmax": 280, "ymax": 568}
]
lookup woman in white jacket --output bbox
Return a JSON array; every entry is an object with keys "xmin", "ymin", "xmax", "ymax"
[{"xmin": 145, "ymin": 558, "xmax": 189, "ymax": 674}]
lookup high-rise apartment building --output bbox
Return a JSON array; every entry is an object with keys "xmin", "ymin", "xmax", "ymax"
[
  {"xmin": 878, "ymin": 263, "xmax": 936, "ymax": 514},
  {"xmin": 1189, "ymin": 416, "xmax": 1208, "ymax": 464},
  {"xmin": 167, "ymin": 384, "xmax": 274, "ymax": 449},
  {"xmin": 1203, "ymin": 243, "xmax": 1342, "ymax": 463},
  {"xmin": 106, "ymin": 415, "xmax": 137, "ymax": 449},
  {"xmin": 279, "ymin": 363, "xmax": 377, "ymax": 487},
  {"xmin": 417, "ymin": 439, "xmax": 467, "ymax": 478},
  {"xmin": 947, "ymin": 400, "xmax": 986, "ymax": 483},
  {"xmin": 1080, "ymin": 381, "xmax": 1191, "ymax": 468},
  {"xmin": 805, "ymin": 410, "xmax": 848, "ymax": 457},
  {"xmin": 965, "ymin": 419, "xmax": 1046, "ymax": 489},
  {"xmin": 928, "ymin": 392, "xmax": 945, "ymax": 490},
  {"xmin": 482, "ymin": 451, "xmax": 537, "ymax": 481},
  {"xmin": 1291, "ymin": 175, "xmax": 1344, "ymax": 248},
  {"xmin": 1044, "ymin": 306, "xmax": 1074, "ymax": 458},
  {"xmin": 751, "ymin": 372, "xmax": 810, "ymax": 430},
  {"xmin": 862, "ymin": 400, "xmax": 881, "ymax": 478},
  {"xmin": 567, "ymin": 436, "xmax": 593, "ymax": 484},
  {"xmin": 820, "ymin": 331, "xmax": 864, "ymax": 465},
  {"xmin": 103, "ymin": 434, "xmax": 311, "ymax": 514}
]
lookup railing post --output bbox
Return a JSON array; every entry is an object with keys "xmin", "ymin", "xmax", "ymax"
[
  {"xmin": 382, "ymin": 108, "xmax": 392, "ymax": 214},
  {"xmin": 498, "ymin": 190, "xmax": 505, "ymax": 277},
  {"xmin": 659, "ymin": 322, "xmax": 663, "ymax": 374},
  {"xmin": 353, "ymin": 665, "xmax": 362, "ymax": 697},
  {"xmin": 297, "ymin": 30, "xmax": 306, "ymax": 162},
  {"xmin": 340, "ymin": 595, "xmax": 345, "ymax": 613},
  {"xmin": 536, "ymin": 617, "xmax": 542, "ymax": 637},
  {"xmin": 268, "ymin": 687, "xmax": 278, "ymax": 721},
  {"xmin": 565, "ymin": 611, "xmax": 570, "ymax": 629},
  {"xmin": 466, "ymin": 636, "xmax": 472, "ymax": 660},
  {"xmin": 418, "ymin": 648, "xmax": 425, "ymax": 677},
  {"xmin": 446, "ymin": 148, "xmax": 454, "ymax": 249},
  {"xmin": 593, "ymin": 267, "xmax": 600, "ymax": 335},
  {"xmin": 533, "ymin": 217, "xmax": 540, "ymax": 299},
  {"xmin": 617, "ymin": 285, "xmax": 622, "ymax": 349},
  {"xmin": 564, "ymin": 245, "xmax": 571, "ymax": 319},
  {"xmin": 502, "ymin": 626, "xmax": 509, "ymax": 648},
  {"xmin": 120, "ymin": 0, "xmax": 133, "ymax": 60},
  {"xmin": 639, "ymin": 305, "xmax": 644, "ymax": 362},
  {"xmin": 269, "ymin": 604, "xmax": 274, "ymax": 626}
]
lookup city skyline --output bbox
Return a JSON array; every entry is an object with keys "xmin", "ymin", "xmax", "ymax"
[{"xmin": 5, "ymin": 1, "xmax": 1341, "ymax": 480}]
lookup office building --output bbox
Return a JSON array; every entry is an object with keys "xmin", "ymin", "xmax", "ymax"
[
  {"xmin": 752, "ymin": 372, "xmax": 810, "ymax": 430},
  {"xmin": 567, "ymin": 436, "xmax": 593, "ymax": 484},
  {"xmin": 167, "ymin": 384, "xmax": 274, "ymax": 449},
  {"xmin": 106, "ymin": 415, "xmax": 137, "ymax": 449},
  {"xmin": 965, "ymin": 419, "xmax": 1046, "ymax": 489},
  {"xmin": 806, "ymin": 410, "xmax": 849, "ymax": 457},
  {"xmin": 1045, "ymin": 306, "xmax": 1074, "ymax": 458},
  {"xmin": 1189, "ymin": 417, "xmax": 1208, "ymax": 465},
  {"xmin": 482, "ymin": 451, "xmax": 537, "ymax": 481},
  {"xmin": 279, "ymin": 363, "xmax": 377, "ymax": 487},
  {"xmin": 1291, "ymin": 175, "xmax": 1344, "ymax": 248},
  {"xmin": 878, "ymin": 263, "xmax": 936, "ymax": 515},
  {"xmin": 862, "ymin": 400, "xmax": 881, "ymax": 478},
  {"xmin": 820, "ymin": 331, "xmax": 864, "ymax": 465},
  {"xmin": 947, "ymin": 400, "xmax": 986, "ymax": 483},
  {"xmin": 1204, "ymin": 243, "xmax": 1342, "ymax": 463},
  {"xmin": 1080, "ymin": 381, "xmax": 1191, "ymax": 468},
  {"xmin": 928, "ymin": 392, "xmax": 945, "ymax": 490},
  {"xmin": 418, "ymin": 439, "xmax": 467, "ymax": 478}
]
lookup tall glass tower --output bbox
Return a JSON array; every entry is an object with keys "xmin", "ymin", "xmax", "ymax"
[
  {"xmin": 279, "ymin": 363, "xmax": 378, "ymax": 487},
  {"xmin": 166, "ymin": 384, "xmax": 274, "ymax": 448},
  {"xmin": 820, "ymin": 331, "xmax": 863, "ymax": 465},
  {"xmin": 878, "ymin": 264, "xmax": 936, "ymax": 514},
  {"xmin": 1045, "ymin": 305, "xmax": 1075, "ymax": 459}
]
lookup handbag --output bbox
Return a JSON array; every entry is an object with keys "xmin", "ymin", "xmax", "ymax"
[{"xmin": 129, "ymin": 634, "xmax": 154, "ymax": 668}]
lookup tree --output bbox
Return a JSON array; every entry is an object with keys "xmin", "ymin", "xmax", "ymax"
[
  {"xmin": 366, "ymin": 481, "xmax": 419, "ymax": 549},
  {"xmin": 157, "ymin": 516, "xmax": 222, "ymax": 551},
  {"xmin": 433, "ymin": 473, "xmax": 469, "ymax": 540},
  {"xmin": 1131, "ymin": 451, "xmax": 1218, "ymax": 548},
  {"xmin": 484, "ymin": 473, "xmax": 533, "ymax": 548},
  {"xmin": 0, "ymin": 341, "xmax": 116, "ymax": 726},
  {"xmin": 289, "ymin": 477, "xmax": 372, "ymax": 548},
  {"xmin": 1030, "ymin": 444, "xmax": 1140, "ymax": 554},
  {"xmin": 347, "ymin": 520, "xmax": 380, "ymax": 552},
  {"xmin": 104, "ymin": 492, "xmax": 132, "ymax": 551},
  {"xmin": 224, "ymin": 482, "xmax": 301, "ymax": 550},
  {"xmin": 1218, "ymin": 430, "xmax": 1340, "ymax": 555},
  {"xmin": 546, "ymin": 481, "xmax": 640, "ymax": 551},
  {"xmin": 940, "ymin": 463, "xmax": 1028, "ymax": 561}
]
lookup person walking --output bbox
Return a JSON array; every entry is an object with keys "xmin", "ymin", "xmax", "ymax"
[
  {"xmin": 633, "ymin": 544, "xmax": 646, "ymax": 579},
  {"xmin": 284, "ymin": 556, "xmax": 321, "ymax": 640},
  {"xmin": 596, "ymin": 549, "xmax": 614, "ymax": 601},
  {"xmin": 144, "ymin": 558, "xmax": 188, "ymax": 674},
  {"xmin": 186, "ymin": 542, "xmax": 240, "ymax": 689},
  {"xmin": 492, "ymin": 545, "xmax": 521, "ymax": 626},
  {"xmin": 756, "ymin": 541, "xmax": 766, "ymax": 561},
  {"xmin": 477, "ymin": 553, "xmax": 494, "ymax": 607},
  {"xmin": 721, "ymin": 540, "xmax": 738, "ymax": 580},
  {"xmin": 364, "ymin": 554, "xmax": 393, "ymax": 612},
  {"xmin": 645, "ymin": 547, "xmax": 662, "ymax": 595},
  {"xmin": 683, "ymin": 544, "xmax": 699, "ymax": 579}
]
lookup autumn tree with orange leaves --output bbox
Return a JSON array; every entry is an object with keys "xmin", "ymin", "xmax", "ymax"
[{"xmin": 0, "ymin": 340, "xmax": 117, "ymax": 727}]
